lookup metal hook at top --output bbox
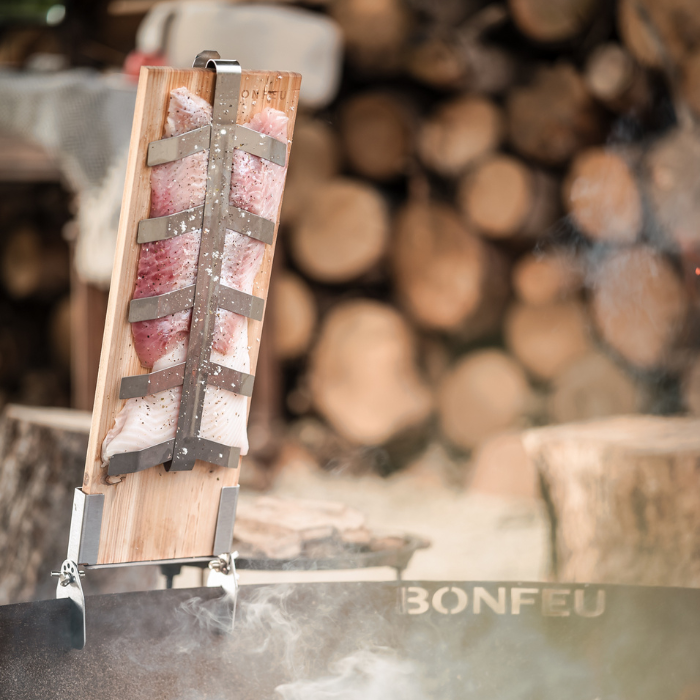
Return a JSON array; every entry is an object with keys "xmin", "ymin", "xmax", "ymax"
[{"xmin": 192, "ymin": 50, "xmax": 221, "ymax": 68}]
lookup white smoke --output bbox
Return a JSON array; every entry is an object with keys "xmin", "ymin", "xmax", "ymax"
[{"xmin": 275, "ymin": 648, "xmax": 428, "ymax": 700}]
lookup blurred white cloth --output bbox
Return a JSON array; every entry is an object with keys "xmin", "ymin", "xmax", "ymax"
[
  {"xmin": 0, "ymin": 69, "xmax": 137, "ymax": 288},
  {"xmin": 137, "ymin": 1, "xmax": 342, "ymax": 109}
]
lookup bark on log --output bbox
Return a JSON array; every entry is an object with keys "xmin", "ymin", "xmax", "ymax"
[
  {"xmin": 1, "ymin": 225, "xmax": 69, "ymax": 299},
  {"xmin": 0, "ymin": 405, "xmax": 159, "ymax": 604},
  {"xmin": 281, "ymin": 118, "xmax": 341, "ymax": 226},
  {"xmin": 617, "ymin": 0, "xmax": 700, "ymax": 68},
  {"xmin": 507, "ymin": 63, "xmax": 605, "ymax": 166},
  {"xmin": 505, "ymin": 301, "xmax": 593, "ymax": 381},
  {"xmin": 438, "ymin": 349, "xmax": 532, "ymax": 451},
  {"xmin": 548, "ymin": 351, "xmax": 643, "ymax": 424},
  {"xmin": 508, "ymin": 0, "xmax": 600, "ymax": 42},
  {"xmin": 563, "ymin": 148, "xmax": 643, "ymax": 244},
  {"xmin": 393, "ymin": 200, "xmax": 509, "ymax": 339},
  {"xmin": 457, "ymin": 154, "xmax": 558, "ymax": 238},
  {"xmin": 338, "ymin": 92, "xmax": 413, "ymax": 180},
  {"xmin": 523, "ymin": 416, "xmax": 700, "ymax": 586},
  {"xmin": 645, "ymin": 128, "xmax": 700, "ymax": 250},
  {"xmin": 309, "ymin": 300, "xmax": 433, "ymax": 445},
  {"xmin": 590, "ymin": 246, "xmax": 688, "ymax": 370},
  {"xmin": 512, "ymin": 250, "xmax": 583, "ymax": 306},
  {"xmin": 418, "ymin": 96, "xmax": 503, "ymax": 177},
  {"xmin": 290, "ymin": 178, "xmax": 389, "ymax": 283},
  {"xmin": 584, "ymin": 42, "xmax": 651, "ymax": 113},
  {"xmin": 271, "ymin": 271, "xmax": 317, "ymax": 361},
  {"xmin": 329, "ymin": 0, "xmax": 412, "ymax": 73}
]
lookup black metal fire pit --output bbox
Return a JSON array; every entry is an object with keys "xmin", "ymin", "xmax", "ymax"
[{"xmin": 1, "ymin": 581, "xmax": 699, "ymax": 699}]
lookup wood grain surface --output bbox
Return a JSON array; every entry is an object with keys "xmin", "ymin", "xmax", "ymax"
[{"xmin": 82, "ymin": 66, "xmax": 300, "ymax": 565}]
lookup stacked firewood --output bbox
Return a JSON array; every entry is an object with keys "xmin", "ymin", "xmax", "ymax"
[{"xmin": 266, "ymin": 0, "xmax": 700, "ymax": 478}]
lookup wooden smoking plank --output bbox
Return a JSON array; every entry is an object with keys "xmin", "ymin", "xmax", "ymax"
[{"xmin": 82, "ymin": 66, "xmax": 300, "ymax": 565}]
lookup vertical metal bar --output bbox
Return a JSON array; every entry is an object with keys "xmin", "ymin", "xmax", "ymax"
[
  {"xmin": 170, "ymin": 60, "xmax": 242, "ymax": 471},
  {"xmin": 66, "ymin": 488, "xmax": 104, "ymax": 566},
  {"xmin": 212, "ymin": 485, "xmax": 240, "ymax": 555}
]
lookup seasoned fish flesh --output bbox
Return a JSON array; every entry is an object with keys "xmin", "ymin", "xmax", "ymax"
[{"xmin": 102, "ymin": 88, "xmax": 288, "ymax": 464}]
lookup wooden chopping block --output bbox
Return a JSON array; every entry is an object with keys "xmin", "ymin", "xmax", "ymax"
[{"xmin": 523, "ymin": 416, "xmax": 700, "ymax": 586}]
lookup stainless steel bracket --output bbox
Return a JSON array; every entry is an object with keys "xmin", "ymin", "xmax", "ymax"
[
  {"xmin": 111, "ymin": 52, "xmax": 286, "ymax": 476},
  {"xmin": 53, "ymin": 559, "xmax": 86, "ymax": 649},
  {"xmin": 213, "ymin": 485, "xmax": 239, "ymax": 555},
  {"xmin": 67, "ymin": 488, "xmax": 104, "ymax": 566}
]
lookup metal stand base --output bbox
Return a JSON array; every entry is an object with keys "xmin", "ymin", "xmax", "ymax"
[{"xmin": 52, "ymin": 560, "xmax": 86, "ymax": 649}]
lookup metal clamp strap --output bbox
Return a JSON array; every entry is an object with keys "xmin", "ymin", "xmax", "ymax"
[
  {"xmin": 128, "ymin": 284, "xmax": 264, "ymax": 323},
  {"xmin": 147, "ymin": 123, "xmax": 286, "ymax": 168},
  {"xmin": 137, "ymin": 204, "xmax": 275, "ymax": 246},
  {"xmin": 119, "ymin": 362, "xmax": 254, "ymax": 400}
]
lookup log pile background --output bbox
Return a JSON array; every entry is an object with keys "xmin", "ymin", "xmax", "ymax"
[
  {"xmin": 266, "ymin": 0, "xmax": 700, "ymax": 483},
  {"xmin": 3, "ymin": 0, "xmax": 700, "ymax": 488}
]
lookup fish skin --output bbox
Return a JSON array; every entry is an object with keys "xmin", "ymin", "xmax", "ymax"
[{"xmin": 102, "ymin": 89, "xmax": 288, "ymax": 464}]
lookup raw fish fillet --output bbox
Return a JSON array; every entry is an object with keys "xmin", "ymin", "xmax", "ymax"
[{"xmin": 102, "ymin": 88, "xmax": 288, "ymax": 464}]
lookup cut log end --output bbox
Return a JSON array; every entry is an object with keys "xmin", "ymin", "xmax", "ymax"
[
  {"xmin": 564, "ymin": 148, "xmax": 642, "ymax": 244},
  {"xmin": 271, "ymin": 272, "xmax": 317, "ymax": 361},
  {"xmin": 339, "ymin": 92, "xmax": 413, "ymax": 180},
  {"xmin": 418, "ymin": 96, "xmax": 503, "ymax": 177},
  {"xmin": 505, "ymin": 300, "xmax": 592, "ymax": 381},
  {"xmin": 507, "ymin": 63, "xmax": 605, "ymax": 165},
  {"xmin": 459, "ymin": 155, "xmax": 532, "ymax": 238},
  {"xmin": 591, "ymin": 246, "xmax": 688, "ymax": 370},
  {"xmin": 512, "ymin": 251, "xmax": 583, "ymax": 306},
  {"xmin": 393, "ymin": 200, "xmax": 508, "ymax": 338},
  {"xmin": 549, "ymin": 351, "xmax": 643, "ymax": 424},
  {"xmin": 508, "ymin": 0, "xmax": 600, "ymax": 42},
  {"xmin": 309, "ymin": 300, "xmax": 432, "ymax": 446},
  {"xmin": 438, "ymin": 349, "xmax": 532, "ymax": 451},
  {"xmin": 290, "ymin": 178, "xmax": 389, "ymax": 283}
]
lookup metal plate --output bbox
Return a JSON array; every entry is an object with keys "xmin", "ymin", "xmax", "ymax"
[
  {"xmin": 119, "ymin": 364, "xmax": 186, "ymax": 399},
  {"xmin": 207, "ymin": 362, "xmax": 254, "ymax": 397},
  {"xmin": 218, "ymin": 285, "xmax": 265, "ymax": 321},
  {"xmin": 2, "ymin": 582, "xmax": 700, "ymax": 699},
  {"xmin": 227, "ymin": 206, "xmax": 275, "ymax": 245},
  {"xmin": 136, "ymin": 206, "xmax": 204, "ymax": 244},
  {"xmin": 128, "ymin": 286, "xmax": 196, "ymax": 322},
  {"xmin": 146, "ymin": 125, "xmax": 211, "ymax": 166},
  {"xmin": 184, "ymin": 436, "xmax": 241, "ymax": 469},
  {"xmin": 107, "ymin": 439, "xmax": 175, "ymax": 476},
  {"xmin": 234, "ymin": 124, "xmax": 287, "ymax": 166}
]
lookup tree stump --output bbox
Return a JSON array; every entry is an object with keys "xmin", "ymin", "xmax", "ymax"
[
  {"xmin": 0, "ymin": 405, "xmax": 159, "ymax": 604},
  {"xmin": 523, "ymin": 416, "xmax": 700, "ymax": 586}
]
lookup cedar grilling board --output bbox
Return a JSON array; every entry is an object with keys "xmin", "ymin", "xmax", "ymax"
[{"xmin": 81, "ymin": 66, "xmax": 300, "ymax": 565}]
